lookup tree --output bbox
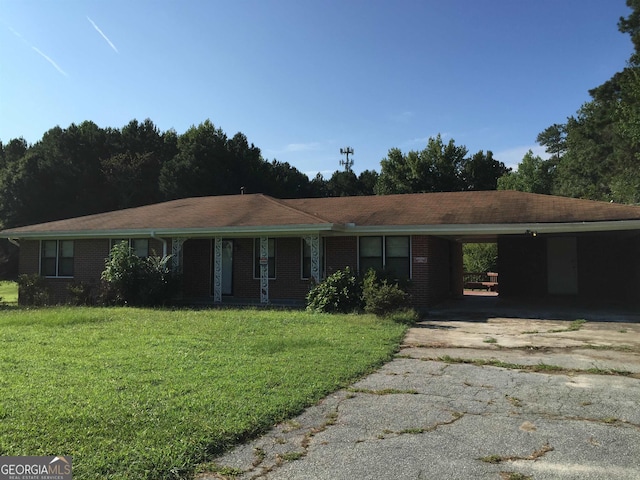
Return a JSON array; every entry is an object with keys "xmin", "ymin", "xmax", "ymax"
[
  {"xmin": 536, "ymin": 124, "xmax": 567, "ymax": 162},
  {"xmin": 263, "ymin": 160, "xmax": 313, "ymax": 198},
  {"xmin": 376, "ymin": 135, "xmax": 468, "ymax": 194},
  {"xmin": 497, "ymin": 150, "xmax": 554, "ymax": 194},
  {"xmin": 357, "ymin": 170, "xmax": 379, "ymax": 195},
  {"xmin": 462, "ymin": 150, "xmax": 510, "ymax": 191},
  {"xmin": 326, "ymin": 170, "xmax": 360, "ymax": 197}
]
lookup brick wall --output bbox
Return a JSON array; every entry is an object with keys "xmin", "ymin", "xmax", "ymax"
[
  {"xmin": 325, "ymin": 236, "xmax": 357, "ymax": 275},
  {"xmin": 409, "ymin": 235, "xmax": 453, "ymax": 308}
]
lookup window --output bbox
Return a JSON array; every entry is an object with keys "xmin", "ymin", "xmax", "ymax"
[
  {"xmin": 359, "ymin": 236, "xmax": 383, "ymax": 273},
  {"xmin": 254, "ymin": 238, "xmax": 276, "ymax": 279},
  {"xmin": 302, "ymin": 238, "xmax": 324, "ymax": 279},
  {"xmin": 385, "ymin": 236, "xmax": 410, "ymax": 279},
  {"xmin": 359, "ymin": 236, "xmax": 410, "ymax": 279},
  {"xmin": 110, "ymin": 238, "xmax": 149, "ymax": 258},
  {"xmin": 41, "ymin": 240, "xmax": 74, "ymax": 277}
]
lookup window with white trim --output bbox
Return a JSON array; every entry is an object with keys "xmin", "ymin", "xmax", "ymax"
[
  {"xmin": 359, "ymin": 236, "xmax": 410, "ymax": 279},
  {"xmin": 254, "ymin": 238, "xmax": 276, "ymax": 279},
  {"xmin": 110, "ymin": 238, "xmax": 149, "ymax": 258},
  {"xmin": 41, "ymin": 240, "xmax": 74, "ymax": 277}
]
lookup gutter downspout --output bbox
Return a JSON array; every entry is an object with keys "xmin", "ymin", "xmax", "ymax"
[
  {"xmin": 8, "ymin": 238, "xmax": 20, "ymax": 247},
  {"xmin": 150, "ymin": 232, "xmax": 167, "ymax": 257}
]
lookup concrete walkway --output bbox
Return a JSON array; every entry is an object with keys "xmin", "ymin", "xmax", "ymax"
[{"xmin": 201, "ymin": 300, "xmax": 640, "ymax": 480}]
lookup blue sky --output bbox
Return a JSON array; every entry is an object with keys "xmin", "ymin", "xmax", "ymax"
[{"xmin": 0, "ymin": 1, "xmax": 633, "ymax": 176}]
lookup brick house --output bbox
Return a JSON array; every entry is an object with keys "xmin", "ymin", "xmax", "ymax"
[{"xmin": 2, "ymin": 191, "xmax": 640, "ymax": 308}]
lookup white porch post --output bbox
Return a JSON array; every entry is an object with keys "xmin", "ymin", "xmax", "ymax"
[
  {"xmin": 171, "ymin": 238, "xmax": 185, "ymax": 274},
  {"xmin": 304, "ymin": 234, "xmax": 321, "ymax": 284},
  {"xmin": 213, "ymin": 237, "xmax": 223, "ymax": 303},
  {"xmin": 260, "ymin": 236, "xmax": 269, "ymax": 304}
]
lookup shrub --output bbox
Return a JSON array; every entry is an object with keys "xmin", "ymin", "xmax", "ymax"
[
  {"xmin": 361, "ymin": 269, "xmax": 409, "ymax": 316},
  {"xmin": 100, "ymin": 242, "xmax": 178, "ymax": 306},
  {"xmin": 67, "ymin": 281, "xmax": 95, "ymax": 306},
  {"xmin": 306, "ymin": 267, "xmax": 361, "ymax": 313},
  {"xmin": 17, "ymin": 274, "xmax": 50, "ymax": 306}
]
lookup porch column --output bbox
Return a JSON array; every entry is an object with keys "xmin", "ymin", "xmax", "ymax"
[
  {"xmin": 213, "ymin": 237, "xmax": 223, "ymax": 303},
  {"xmin": 259, "ymin": 236, "xmax": 269, "ymax": 304},
  {"xmin": 304, "ymin": 234, "xmax": 321, "ymax": 283},
  {"xmin": 171, "ymin": 238, "xmax": 186, "ymax": 274}
]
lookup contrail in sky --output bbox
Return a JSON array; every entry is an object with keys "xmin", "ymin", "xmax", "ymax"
[
  {"xmin": 87, "ymin": 16, "xmax": 119, "ymax": 53},
  {"xmin": 6, "ymin": 25, "xmax": 68, "ymax": 76},
  {"xmin": 31, "ymin": 47, "xmax": 68, "ymax": 76}
]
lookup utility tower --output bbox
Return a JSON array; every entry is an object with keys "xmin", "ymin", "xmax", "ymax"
[{"xmin": 339, "ymin": 147, "xmax": 354, "ymax": 172}]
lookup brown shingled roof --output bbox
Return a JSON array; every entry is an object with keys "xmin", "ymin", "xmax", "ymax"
[
  {"xmin": 284, "ymin": 191, "xmax": 640, "ymax": 225},
  {"xmin": 2, "ymin": 191, "xmax": 640, "ymax": 238}
]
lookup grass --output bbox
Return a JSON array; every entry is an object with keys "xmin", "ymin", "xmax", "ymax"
[
  {"xmin": 0, "ymin": 280, "xmax": 18, "ymax": 305},
  {"xmin": 435, "ymin": 355, "xmax": 634, "ymax": 377},
  {"xmin": 0, "ymin": 307, "xmax": 406, "ymax": 479},
  {"xmin": 547, "ymin": 319, "xmax": 586, "ymax": 333}
]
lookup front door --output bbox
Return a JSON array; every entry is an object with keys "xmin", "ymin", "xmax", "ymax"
[
  {"xmin": 547, "ymin": 237, "xmax": 578, "ymax": 295},
  {"xmin": 222, "ymin": 240, "xmax": 233, "ymax": 295}
]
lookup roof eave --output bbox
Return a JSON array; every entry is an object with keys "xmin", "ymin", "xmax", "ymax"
[
  {"xmin": 0, "ymin": 223, "xmax": 336, "ymax": 240},
  {"xmin": 332, "ymin": 220, "xmax": 640, "ymax": 236}
]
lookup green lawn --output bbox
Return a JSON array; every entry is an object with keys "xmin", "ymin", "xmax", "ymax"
[
  {"xmin": 0, "ymin": 307, "xmax": 407, "ymax": 479},
  {"xmin": 0, "ymin": 280, "xmax": 18, "ymax": 305}
]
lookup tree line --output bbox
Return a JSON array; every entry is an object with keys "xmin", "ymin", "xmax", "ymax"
[{"xmin": 0, "ymin": 120, "xmax": 511, "ymax": 231}]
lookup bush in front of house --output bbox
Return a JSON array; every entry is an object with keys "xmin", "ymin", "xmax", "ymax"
[
  {"xmin": 17, "ymin": 273, "xmax": 50, "ymax": 306},
  {"xmin": 306, "ymin": 266, "xmax": 361, "ymax": 313},
  {"xmin": 67, "ymin": 281, "xmax": 95, "ymax": 306},
  {"xmin": 100, "ymin": 242, "xmax": 179, "ymax": 306},
  {"xmin": 361, "ymin": 269, "xmax": 409, "ymax": 316},
  {"xmin": 306, "ymin": 267, "xmax": 411, "ymax": 317}
]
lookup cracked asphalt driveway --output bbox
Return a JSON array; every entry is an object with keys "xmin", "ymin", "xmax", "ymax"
[{"xmin": 202, "ymin": 306, "xmax": 640, "ymax": 480}]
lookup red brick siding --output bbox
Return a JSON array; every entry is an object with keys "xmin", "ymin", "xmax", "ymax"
[
  {"xmin": 409, "ymin": 235, "xmax": 429, "ymax": 308},
  {"xmin": 18, "ymin": 240, "xmax": 40, "ymax": 276},
  {"xmin": 408, "ymin": 236, "xmax": 453, "ymax": 308},
  {"xmin": 325, "ymin": 236, "xmax": 357, "ymax": 275},
  {"xmin": 270, "ymin": 237, "xmax": 311, "ymax": 300},
  {"xmin": 230, "ymin": 238, "xmax": 255, "ymax": 298}
]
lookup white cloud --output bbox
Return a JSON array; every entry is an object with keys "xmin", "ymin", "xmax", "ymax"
[
  {"xmin": 87, "ymin": 17, "xmax": 119, "ymax": 53},
  {"xmin": 494, "ymin": 145, "xmax": 548, "ymax": 170},
  {"xmin": 390, "ymin": 111, "xmax": 414, "ymax": 123},
  {"xmin": 284, "ymin": 142, "xmax": 320, "ymax": 153},
  {"xmin": 400, "ymin": 132, "xmax": 450, "ymax": 149}
]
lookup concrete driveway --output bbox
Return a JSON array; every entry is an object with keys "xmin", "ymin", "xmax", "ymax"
[{"xmin": 203, "ymin": 300, "xmax": 640, "ymax": 480}]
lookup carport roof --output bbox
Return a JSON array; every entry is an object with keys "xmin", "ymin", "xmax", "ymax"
[{"xmin": 2, "ymin": 190, "xmax": 640, "ymax": 239}]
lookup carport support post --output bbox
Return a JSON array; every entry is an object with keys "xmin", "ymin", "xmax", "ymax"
[
  {"xmin": 451, "ymin": 240, "xmax": 464, "ymax": 298},
  {"xmin": 213, "ymin": 237, "xmax": 222, "ymax": 303},
  {"xmin": 260, "ymin": 236, "xmax": 269, "ymax": 304}
]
